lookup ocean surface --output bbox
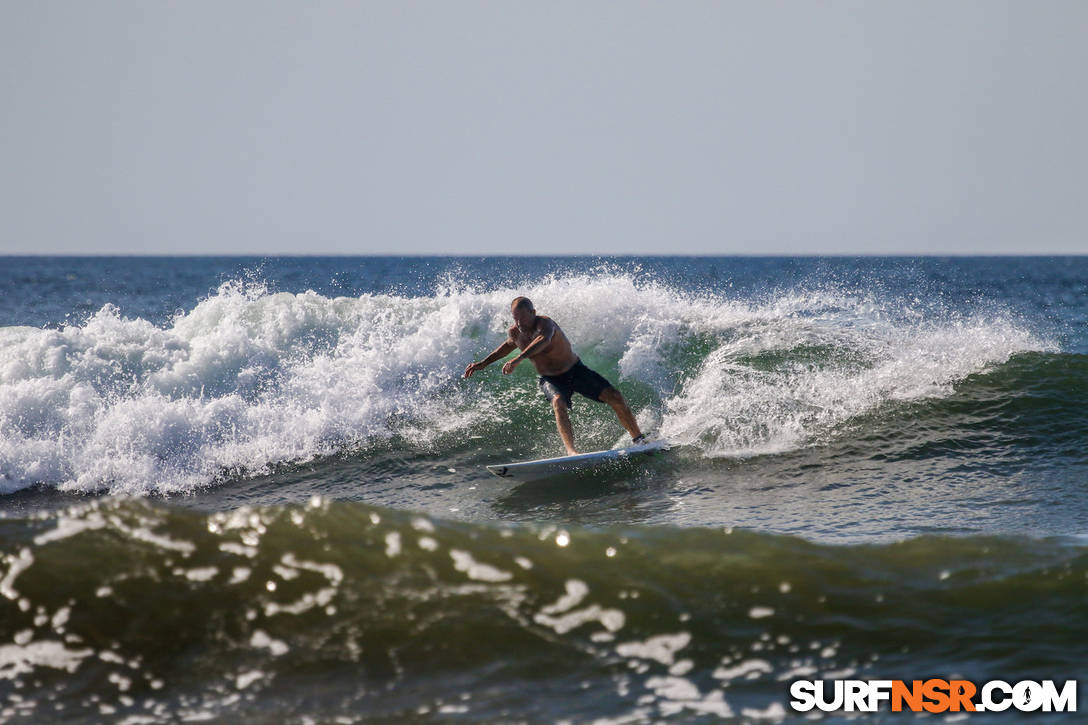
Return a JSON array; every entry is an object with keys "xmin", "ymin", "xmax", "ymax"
[{"xmin": 0, "ymin": 256, "xmax": 1084, "ymax": 723}]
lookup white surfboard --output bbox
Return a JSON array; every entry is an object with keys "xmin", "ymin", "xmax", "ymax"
[{"xmin": 486, "ymin": 439, "xmax": 669, "ymax": 481}]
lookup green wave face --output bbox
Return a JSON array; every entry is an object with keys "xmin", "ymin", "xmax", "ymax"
[{"xmin": 1, "ymin": 499, "xmax": 1084, "ymax": 723}]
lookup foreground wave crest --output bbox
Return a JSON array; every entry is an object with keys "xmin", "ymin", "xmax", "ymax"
[{"xmin": 0, "ymin": 499, "xmax": 1084, "ymax": 723}]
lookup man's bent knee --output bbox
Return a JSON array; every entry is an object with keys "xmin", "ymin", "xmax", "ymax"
[{"xmin": 598, "ymin": 386, "xmax": 622, "ymax": 404}]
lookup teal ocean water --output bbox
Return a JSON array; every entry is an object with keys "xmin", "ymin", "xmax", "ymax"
[{"xmin": 0, "ymin": 256, "xmax": 1085, "ymax": 722}]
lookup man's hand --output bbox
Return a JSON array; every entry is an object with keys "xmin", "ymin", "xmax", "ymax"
[
  {"xmin": 502, "ymin": 358, "xmax": 521, "ymax": 375},
  {"xmin": 466, "ymin": 339, "xmax": 519, "ymax": 379}
]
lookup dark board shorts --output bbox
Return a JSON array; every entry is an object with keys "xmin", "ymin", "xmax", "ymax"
[{"xmin": 538, "ymin": 359, "xmax": 613, "ymax": 409}]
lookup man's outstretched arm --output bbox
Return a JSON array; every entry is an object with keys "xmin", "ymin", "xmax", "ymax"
[{"xmin": 464, "ymin": 340, "xmax": 517, "ymax": 378}]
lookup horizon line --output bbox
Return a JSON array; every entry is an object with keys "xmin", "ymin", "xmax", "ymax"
[{"xmin": 1, "ymin": 252, "xmax": 1085, "ymax": 259}]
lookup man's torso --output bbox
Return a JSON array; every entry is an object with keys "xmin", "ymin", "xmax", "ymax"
[{"xmin": 509, "ymin": 316, "xmax": 578, "ymax": 376}]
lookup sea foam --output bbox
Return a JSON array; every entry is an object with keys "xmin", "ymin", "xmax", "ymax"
[{"xmin": 0, "ymin": 274, "xmax": 1050, "ymax": 494}]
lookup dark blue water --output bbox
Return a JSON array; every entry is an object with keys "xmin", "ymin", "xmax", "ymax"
[{"xmin": 0, "ymin": 256, "xmax": 1085, "ymax": 722}]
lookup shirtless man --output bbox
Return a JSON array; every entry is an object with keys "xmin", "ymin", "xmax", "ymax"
[{"xmin": 463, "ymin": 296, "xmax": 645, "ymax": 455}]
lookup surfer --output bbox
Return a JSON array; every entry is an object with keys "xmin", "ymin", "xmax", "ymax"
[{"xmin": 464, "ymin": 297, "xmax": 645, "ymax": 455}]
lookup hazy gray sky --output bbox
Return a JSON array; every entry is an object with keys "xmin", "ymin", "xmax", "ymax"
[{"xmin": 2, "ymin": 1, "xmax": 1086, "ymax": 255}]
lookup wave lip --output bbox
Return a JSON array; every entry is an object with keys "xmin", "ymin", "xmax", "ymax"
[{"xmin": 657, "ymin": 293, "xmax": 1053, "ymax": 458}]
